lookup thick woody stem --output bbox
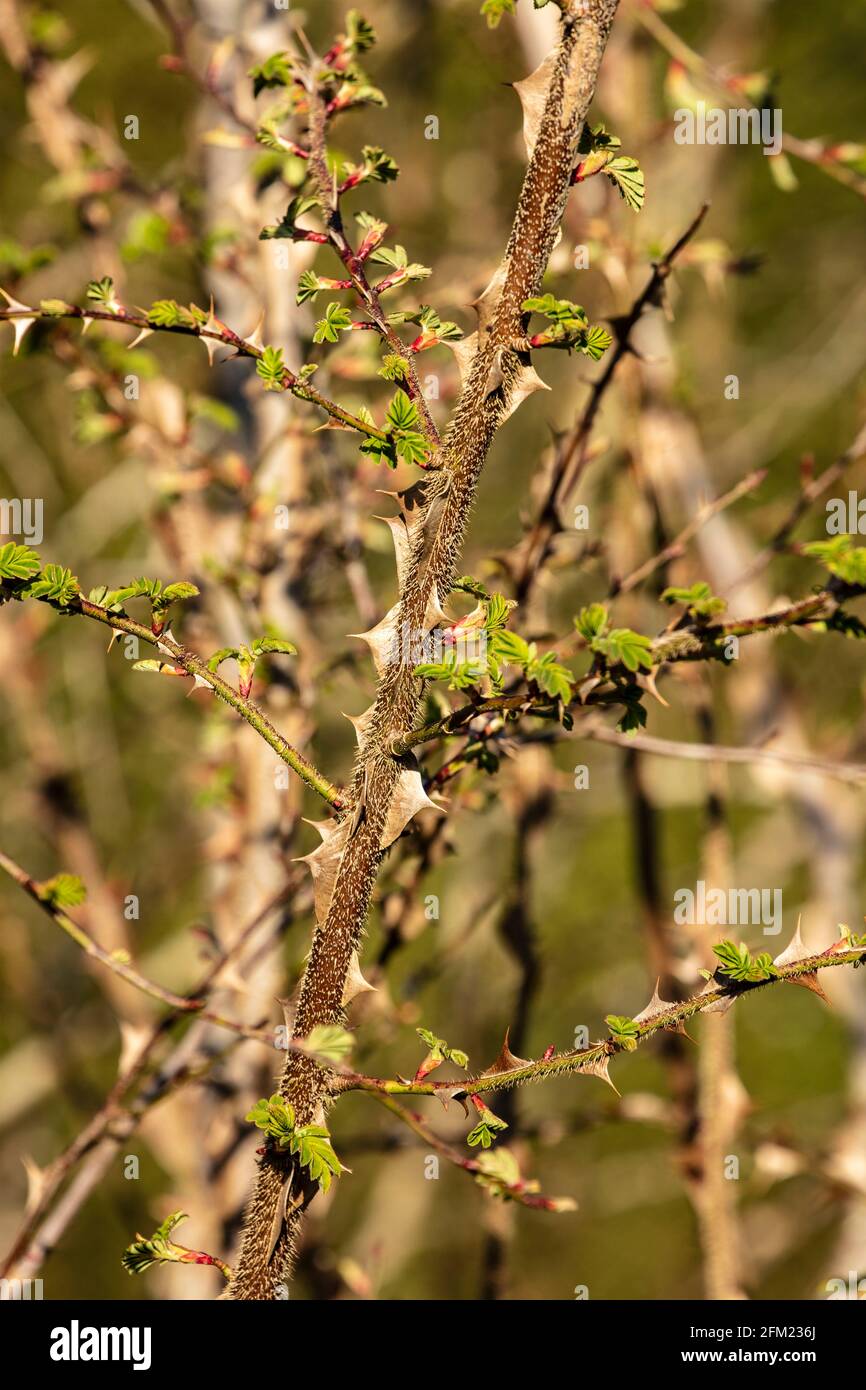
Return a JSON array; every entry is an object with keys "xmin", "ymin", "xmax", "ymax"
[{"xmin": 229, "ymin": 0, "xmax": 621, "ymax": 1301}]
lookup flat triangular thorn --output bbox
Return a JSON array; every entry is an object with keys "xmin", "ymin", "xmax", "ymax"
[
  {"xmin": 773, "ymin": 915, "xmax": 808, "ymax": 969},
  {"xmin": 1, "ymin": 288, "xmax": 36, "ymax": 354},
  {"xmin": 342, "ymin": 704, "xmax": 375, "ymax": 750},
  {"xmin": 348, "ymin": 603, "xmax": 400, "ymax": 676},
  {"xmin": 698, "ymin": 976, "xmax": 736, "ymax": 1015},
  {"xmin": 379, "ymin": 764, "xmax": 443, "ymax": 849},
  {"xmin": 342, "ymin": 950, "xmax": 376, "ymax": 1006},
  {"xmin": 244, "ymin": 309, "xmax": 266, "ymax": 352},
  {"xmin": 633, "ymin": 979, "xmax": 675, "ymax": 1026},
  {"xmin": 512, "ymin": 49, "xmax": 557, "ymax": 160},
  {"xmin": 127, "ymin": 325, "xmax": 154, "ymax": 350},
  {"xmin": 577, "ymin": 1052, "xmax": 620, "ymax": 1095},
  {"xmin": 483, "ymin": 1028, "xmax": 530, "ymax": 1075},
  {"xmin": 202, "ymin": 294, "xmax": 221, "ymax": 365}
]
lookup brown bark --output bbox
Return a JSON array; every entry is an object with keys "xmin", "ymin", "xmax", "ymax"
[{"xmin": 229, "ymin": 0, "xmax": 621, "ymax": 1300}]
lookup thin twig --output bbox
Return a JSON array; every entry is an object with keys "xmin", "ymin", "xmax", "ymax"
[
  {"xmin": 337, "ymin": 939, "xmax": 866, "ymax": 1099},
  {"xmin": 583, "ymin": 725, "xmax": 866, "ymax": 786}
]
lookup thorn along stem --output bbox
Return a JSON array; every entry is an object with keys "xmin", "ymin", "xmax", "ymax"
[
  {"xmin": 338, "ymin": 941, "xmax": 866, "ymax": 1100},
  {"xmin": 389, "ymin": 580, "xmax": 861, "ymax": 755},
  {"xmin": 229, "ymin": 0, "xmax": 624, "ymax": 1301},
  {"xmin": 0, "ymin": 304, "xmax": 381, "ymax": 442}
]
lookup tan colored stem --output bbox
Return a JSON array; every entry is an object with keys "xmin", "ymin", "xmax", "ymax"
[{"xmin": 228, "ymin": 0, "xmax": 621, "ymax": 1300}]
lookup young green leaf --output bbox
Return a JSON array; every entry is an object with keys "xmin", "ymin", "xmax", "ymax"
[
  {"xmin": 304, "ymin": 1024, "xmax": 354, "ymax": 1064},
  {"xmin": 467, "ymin": 1105, "xmax": 509, "ymax": 1149},
  {"xmin": 661, "ymin": 581, "xmax": 727, "ymax": 619},
  {"xmin": 480, "ymin": 0, "xmax": 516, "ymax": 27},
  {"xmin": 713, "ymin": 940, "xmax": 754, "ymax": 983},
  {"xmin": 24, "ymin": 564, "xmax": 80, "ymax": 607},
  {"xmin": 0, "ymin": 541, "xmax": 41, "ymax": 581},
  {"xmin": 122, "ymin": 1211, "xmax": 189, "ymax": 1276},
  {"xmin": 594, "ymin": 628, "xmax": 654, "ymax": 672},
  {"xmin": 605, "ymin": 1014, "xmax": 640, "ymax": 1051},
  {"xmin": 37, "ymin": 873, "xmax": 87, "ymax": 909},
  {"xmin": 288, "ymin": 1125, "xmax": 346, "ymax": 1193},
  {"xmin": 256, "ymin": 344, "xmax": 287, "ymax": 390},
  {"xmin": 574, "ymin": 603, "xmax": 609, "ymax": 642},
  {"xmin": 312, "ymin": 302, "xmax": 353, "ymax": 344}
]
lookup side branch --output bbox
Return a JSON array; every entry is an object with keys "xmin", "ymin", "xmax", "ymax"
[
  {"xmin": 0, "ymin": 847, "xmax": 277, "ymax": 1042},
  {"xmin": 0, "ymin": 302, "xmax": 385, "ymax": 443},
  {"xmin": 4, "ymin": 588, "xmax": 344, "ymax": 808},
  {"xmin": 338, "ymin": 940, "xmax": 866, "ymax": 1099}
]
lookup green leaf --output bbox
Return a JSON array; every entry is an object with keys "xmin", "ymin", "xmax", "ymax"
[
  {"xmin": 467, "ymin": 1106, "xmax": 509, "ymax": 1149},
  {"xmin": 147, "ymin": 299, "xmax": 195, "ymax": 329},
  {"xmin": 345, "ymin": 9, "xmax": 376, "ymax": 53},
  {"xmin": 484, "ymin": 593, "xmax": 515, "ymax": 631},
  {"xmin": 260, "ymin": 195, "xmax": 320, "ymax": 242},
  {"xmin": 385, "ymin": 389, "xmax": 419, "ymax": 431},
  {"xmin": 528, "ymin": 651, "xmax": 574, "ymax": 702},
  {"xmin": 415, "ymin": 649, "xmax": 487, "ymax": 691},
  {"xmin": 480, "ymin": 0, "xmax": 516, "ymax": 27},
  {"xmin": 605, "ymin": 1014, "xmax": 640, "ymax": 1050},
  {"xmin": 378, "ymin": 353, "xmax": 410, "ymax": 382},
  {"xmin": 85, "ymin": 276, "xmax": 118, "ymax": 308},
  {"xmin": 159, "ymin": 581, "xmax": 200, "ymax": 605},
  {"xmin": 661, "ymin": 581, "xmax": 727, "ymax": 619},
  {"xmin": 416, "ymin": 1027, "xmax": 469, "ymax": 1069},
  {"xmin": 574, "ymin": 603, "xmax": 609, "ymax": 641},
  {"xmin": 490, "ymin": 628, "xmax": 532, "ymax": 668},
  {"xmin": 360, "ymin": 434, "xmax": 398, "ymax": 469},
  {"xmin": 713, "ymin": 940, "xmax": 754, "ymax": 983},
  {"xmin": 751, "ymin": 952, "xmax": 778, "ymax": 981},
  {"xmin": 24, "ymin": 564, "xmax": 80, "ymax": 607},
  {"xmin": 617, "ymin": 696, "xmax": 647, "ymax": 736},
  {"xmin": 453, "ymin": 576, "xmax": 491, "ymax": 601},
  {"xmin": 251, "ymin": 635, "xmax": 298, "ymax": 658},
  {"xmin": 305, "ymin": 1024, "xmax": 354, "ymax": 1064},
  {"xmin": 288, "ymin": 1124, "xmax": 346, "ymax": 1193},
  {"xmin": 249, "ymin": 51, "xmax": 293, "ymax": 96},
  {"xmin": 394, "ymin": 430, "xmax": 431, "ymax": 467},
  {"xmin": 256, "ymin": 344, "xmax": 287, "ymax": 391},
  {"xmin": 523, "ymin": 294, "xmax": 588, "ymax": 330},
  {"xmin": 122, "ymin": 1211, "xmax": 188, "ymax": 1276},
  {"xmin": 207, "ymin": 646, "xmax": 240, "ymax": 674},
  {"xmin": 370, "ymin": 243, "xmax": 408, "ymax": 270},
  {"xmin": 523, "ymin": 295, "xmax": 610, "ymax": 358},
  {"xmin": 344, "ymin": 145, "xmax": 398, "ymax": 187},
  {"xmin": 313, "ymin": 302, "xmax": 352, "ymax": 344},
  {"xmin": 296, "ymin": 270, "xmax": 328, "ymax": 305},
  {"xmin": 245, "ymin": 1092, "xmax": 295, "ymax": 1143},
  {"xmin": 594, "ymin": 627, "xmax": 654, "ymax": 672},
  {"xmin": 370, "ymin": 243, "xmax": 431, "ymax": 288},
  {"xmin": 37, "ymin": 873, "xmax": 87, "ymax": 909},
  {"xmin": 605, "ymin": 155, "xmax": 646, "ymax": 212},
  {"xmin": 803, "ymin": 536, "xmax": 866, "ymax": 587},
  {"xmin": 580, "ymin": 324, "xmax": 613, "ymax": 360},
  {"xmin": 0, "ymin": 541, "xmax": 41, "ymax": 581}
]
